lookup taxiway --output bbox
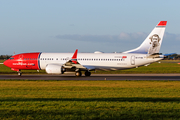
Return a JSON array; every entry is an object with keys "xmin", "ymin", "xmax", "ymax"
[{"xmin": 0, "ymin": 74, "xmax": 180, "ymax": 80}]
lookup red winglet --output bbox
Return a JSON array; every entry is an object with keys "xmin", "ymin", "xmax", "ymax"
[
  {"xmin": 72, "ymin": 49, "xmax": 78, "ymax": 59},
  {"xmin": 71, "ymin": 49, "xmax": 78, "ymax": 64},
  {"xmin": 157, "ymin": 21, "xmax": 167, "ymax": 26}
]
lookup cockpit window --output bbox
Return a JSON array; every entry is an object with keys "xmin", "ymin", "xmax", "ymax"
[{"xmin": 9, "ymin": 57, "xmax": 14, "ymax": 60}]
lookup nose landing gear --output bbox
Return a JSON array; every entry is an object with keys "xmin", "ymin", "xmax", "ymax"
[{"xmin": 18, "ymin": 70, "xmax": 22, "ymax": 76}]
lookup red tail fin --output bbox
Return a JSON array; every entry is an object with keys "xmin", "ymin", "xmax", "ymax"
[{"xmin": 157, "ymin": 21, "xmax": 167, "ymax": 26}]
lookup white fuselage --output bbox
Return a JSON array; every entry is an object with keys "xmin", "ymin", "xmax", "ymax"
[{"xmin": 39, "ymin": 52, "xmax": 163, "ymax": 70}]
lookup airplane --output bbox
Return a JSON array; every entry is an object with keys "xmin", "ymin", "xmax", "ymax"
[{"xmin": 3, "ymin": 21, "xmax": 167, "ymax": 76}]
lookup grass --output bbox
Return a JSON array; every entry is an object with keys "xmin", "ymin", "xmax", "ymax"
[
  {"xmin": 1, "ymin": 60, "xmax": 180, "ymax": 119},
  {"xmin": 1, "ymin": 80, "xmax": 180, "ymax": 119},
  {"xmin": 2, "ymin": 60, "xmax": 180, "ymax": 74}
]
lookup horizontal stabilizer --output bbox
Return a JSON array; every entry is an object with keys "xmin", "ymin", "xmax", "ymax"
[
  {"xmin": 163, "ymin": 53, "xmax": 176, "ymax": 57},
  {"xmin": 147, "ymin": 54, "xmax": 164, "ymax": 58}
]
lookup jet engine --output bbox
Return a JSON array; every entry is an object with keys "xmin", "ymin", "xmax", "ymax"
[{"xmin": 45, "ymin": 64, "xmax": 63, "ymax": 74}]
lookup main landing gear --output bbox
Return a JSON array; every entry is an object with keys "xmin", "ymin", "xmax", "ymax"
[
  {"xmin": 18, "ymin": 71, "xmax": 22, "ymax": 76},
  {"xmin": 75, "ymin": 71, "xmax": 82, "ymax": 77},
  {"xmin": 85, "ymin": 71, "xmax": 91, "ymax": 76},
  {"xmin": 75, "ymin": 71, "xmax": 91, "ymax": 77}
]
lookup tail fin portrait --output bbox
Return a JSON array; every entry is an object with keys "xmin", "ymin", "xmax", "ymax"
[{"xmin": 123, "ymin": 21, "xmax": 167, "ymax": 54}]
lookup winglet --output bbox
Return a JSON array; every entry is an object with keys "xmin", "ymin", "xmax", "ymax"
[
  {"xmin": 71, "ymin": 49, "xmax": 78, "ymax": 64},
  {"xmin": 157, "ymin": 21, "xmax": 167, "ymax": 26},
  {"xmin": 72, "ymin": 49, "xmax": 78, "ymax": 59}
]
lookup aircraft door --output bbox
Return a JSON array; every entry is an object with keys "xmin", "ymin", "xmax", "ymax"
[{"xmin": 131, "ymin": 55, "xmax": 135, "ymax": 65}]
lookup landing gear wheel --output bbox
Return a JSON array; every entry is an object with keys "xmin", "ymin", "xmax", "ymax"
[
  {"xmin": 75, "ymin": 71, "xmax": 82, "ymax": 77},
  {"xmin": 18, "ymin": 72, "xmax": 22, "ymax": 76},
  {"xmin": 85, "ymin": 71, "xmax": 91, "ymax": 76}
]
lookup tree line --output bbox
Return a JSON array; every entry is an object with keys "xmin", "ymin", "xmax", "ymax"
[
  {"xmin": 0, "ymin": 55, "xmax": 12, "ymax": 60},
  {"xmin": 164, "ymin": 54, "xmax": 180, "ymax": 60}
]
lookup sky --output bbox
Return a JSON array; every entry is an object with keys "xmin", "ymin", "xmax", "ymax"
[{"xmin": 1, "ymin": 0, "xmax": 180, "ymax": 55}]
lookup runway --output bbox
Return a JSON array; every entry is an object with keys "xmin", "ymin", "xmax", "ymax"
[{"xmin": 1, "ymin": 74, "xmax": 180, "ymax": 80}]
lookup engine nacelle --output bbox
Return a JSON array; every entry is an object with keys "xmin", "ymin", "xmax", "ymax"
[{"xmin": 45, "ymin": 64, "xmax": 63, "ymax": 74}]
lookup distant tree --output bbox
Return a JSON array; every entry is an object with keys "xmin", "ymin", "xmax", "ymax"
[{"xmin": 0, "ymin": 55, "xmax": 12, "ymax": 60}]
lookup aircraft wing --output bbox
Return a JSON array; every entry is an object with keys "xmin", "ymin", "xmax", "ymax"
[
  {"xmin": 83, "ymin": 66, "xmax": 96, "ymax": 70},
  {"xmin": 62, "ymin": 49, "xmax": 93, "ymax": 71}
]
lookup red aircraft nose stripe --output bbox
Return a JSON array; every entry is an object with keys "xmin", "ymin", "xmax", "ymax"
[
  {"xmin": 3, "ymin": 60, "xmax": 8, "ymax": 66},
  {"xmin": 4, "ymin": 52, "xmax": 41, "ymax": 70}
]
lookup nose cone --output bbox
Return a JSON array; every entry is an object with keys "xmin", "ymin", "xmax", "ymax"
[{"xmin": 3, "ymin": 60, "xmax": 10, "ymax": 67}]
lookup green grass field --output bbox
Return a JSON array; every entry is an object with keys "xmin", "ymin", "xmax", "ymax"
[
  {"xmin": 1, "ymin": 80, "xmax": 180, "ymax": 119},
  {"xmin": 1, "ymin": 60, "xmax": 180, "ymax": 119},
  {"xmin": 1, "ymin": 60, "xmax": 180, "ymax": 74}
]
